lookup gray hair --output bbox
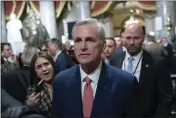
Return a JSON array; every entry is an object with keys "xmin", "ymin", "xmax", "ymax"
[
  {"xmin": 21, "ymin": 46, "xmax": 39, "ymax": 66},
  {"xmin": 48, "ymin": 38, "xmax": 62, "ymax": 50},
  {"xmin": 72, "ymin": 18, "xmax": 105, "ymax": 40}
]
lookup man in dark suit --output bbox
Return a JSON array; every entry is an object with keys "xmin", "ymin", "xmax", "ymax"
[
  {"xmin": 52, "ymin": 18, "xmax": 140, "ymax": 118},
  {"xmin": 48, "ymin": 38, "xmax": 73, "ymax": 74},
  {"xmin": 110, "ymin": 23, "xmax": 173, "ymax": 117},
  {"xmin": 1, "ymin": 47, "xmax": 38, "ymax": 103},
  {"xmin": 1, "ymin": 89, "xmax": 47, "ymax": 118},
  {"xmin": 103, "ymin": 37, "xmax": 116, "ymax": 64},
  {"xmin": 1, "ymin": 43, "xmax": 17, "ymax": 74}
]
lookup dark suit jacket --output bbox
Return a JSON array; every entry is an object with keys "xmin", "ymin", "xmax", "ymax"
[
  {"xmin": 1, "ymin": 89, "xmax": 22, "ymax": 112},
  {"xmin": 55, "ymin": 50, "xmax": 73, "ymax": 74},
  {"xmin": 52, "ymin": 61, "xmax": 140, "ymax": 118},
  {"xmin": 110, "ymin": 50, "xmax": 173, "ymax": 117},
  {"xmin": 1, "ymin": 66, "xmax": 31, "ymax": 103}
]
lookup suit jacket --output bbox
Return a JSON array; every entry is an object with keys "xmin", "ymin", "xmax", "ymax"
[
  {"xmin": 1, "ymin": 88, "xmax": 22, "ymax": 112},
  {"xmin": 52, "ymin": 61, "xmax": 140, "ymax": 118},
  {"xmin": 110, "ymin": 50, "xmax": 173, "ymax": 117},
  {"xmin": 143, "ymin": 43, "xmax": 164, "ymax": 56},
  {"xmin": 1, "ymin": 66, "xmax": 31, "ymax": 103},
  {"xmin": 55, "ymin": 50, "xmax": 73, "ymax": 74}
]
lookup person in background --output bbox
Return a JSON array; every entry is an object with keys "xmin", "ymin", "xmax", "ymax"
[
  {"xmin": 38, "ymin": 41, "xmax": 48, "ymax": 53},
  {"xmin": 143, "ymin": 33, "xmax": 165, "ymax": 56},
  {"xmin": 1, "ymin": 88, "xmax": 46, "ymax": 118},
  {"xmin": 26, "ymin": 52, "xmax": 55, "ymax": 117},
  {"xmin": 114, "ymin": 28, "xmax": 125, "ymax": 53},
  {"xmin": 103, "ymin": 37, "xmax": 116, "ymax": 64},
  {"xmin": 110, "ymin": 23, "xmax": 173, "ymax": 117},
  {"xmin": 63, "ymin": 40, "xmax": 72, "ymax": 51},
  {"xmin": 48, "ymin": 38, "xmax": 73, "ymax": 74},
  {"xmin": 52, "ymin": 18, "xmax": 140, "ymax": 118},
  {"xmin": 114, "ymin": 35, "xmax": 123, "ymax": 52},
  {"xmin": 1, "ymin": 43, "xmax": 17, "ymax": 74},
  {"xmin": 2, "ymin": 46, "xmax": 39, "ymax": 103}
]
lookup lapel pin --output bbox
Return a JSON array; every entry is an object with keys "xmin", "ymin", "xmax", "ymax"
[{"xmin": 146, "ymin": 64, "xmax": 149, "ymax": 67}]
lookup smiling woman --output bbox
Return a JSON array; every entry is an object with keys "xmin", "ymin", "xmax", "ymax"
[{"xmin": 25, "ymin": 52, "xmax": 56, "ymax": 117}]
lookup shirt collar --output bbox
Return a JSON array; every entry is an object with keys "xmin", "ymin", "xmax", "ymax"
[
  {"xmin": 80, "ymin": 60, "xmax": 102, "ymax": 84},
  {"xmin": 104, "ymin": 58, "xmax": 110, "ymax": 64},
  {"xmin": 3, "ymin": 57, "xmax": 8, "ymax": 62},
  {"xmin": 54, "ymin": 50, "xmax": 62, "ymax": 62},
  {"xmin": 125, "ymin": 50, "xmax": 143, "ymax": 61}
]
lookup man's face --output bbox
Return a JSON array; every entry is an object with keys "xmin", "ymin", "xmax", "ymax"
[
  {"xmin": 47, "ymin": 42, "xmax": 57, "ymax": 55},
  {"xmin": 74, "ymin": 24, "xmax": 104, "ymax": 65},
  {"xmin": 104, "ymin": 39, "xmax": 116, "ymax": 58},
  {"xmin": 114, "ymin": 37, "xmax": 122, "ymax": 48},
  {"xmin": 2, "ymin": 45, "xmax": 12, "ymax": 58},
  {"xmin": 122, "ymin": 24, "xmax": 144, "ymax": 56}
]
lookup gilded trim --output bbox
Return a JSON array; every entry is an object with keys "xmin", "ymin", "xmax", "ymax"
[
  {"xmin": 137, "ymin": 2, "xmax": 156, "ymax": 11},
  {"xmin": 6, "ymin": 1, "xmax": 16, "ymax": 20},
  {"xmin": 11, "ymin": 1, "xmax": 16, "ymax": 14},
  {"xmin": 29, "ymin": 1, "xmax": 40, "ymax": 16},
  {"xmin": 121, "ymin": 15, "xmax": 144, "ymax": 28},
  {"xmin": 92, "ymin": 1, "xmax": 113, "ymax": 17},
  {"xmin": 56, "ymin": 1, "xmax": 66, "ymax": 18},
  {"xmin": 91, "ymin": 1, "xmax": 95, "ymax": 9},
  {"xmin": 17, "ymin": 1, "xmax": 26, "ymax": 19}
]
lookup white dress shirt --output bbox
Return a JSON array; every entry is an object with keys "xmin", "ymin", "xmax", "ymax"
[
  {"xmin": 104, "ymin": 58, "xmax": 110, "ymax": 64},
  {"xmin": 54, "ymin": 51, "xmax": 62, "ymax": 62},
  {"xmin": 80, "ymin": 61, "xmax": 102, "ymax": 99},
  {"xmin": 122, "ymin": 50, "xmax": 143, "ymax": 81}
]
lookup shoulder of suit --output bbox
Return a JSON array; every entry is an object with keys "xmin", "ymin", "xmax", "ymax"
[
  {"xmin": 110, "ymin": 51, "xmax": 125, "ymax": 60},
  {"xmin": 54, "ymin": 65, "xmax": 78, "ymax": 81},
  {"xmin": 107, "ymin": 64, "xmax": 134, "ymax": 83},
  {"xmin": 143, "ymin": 50, "xmax": 164, "ymax": 62}
]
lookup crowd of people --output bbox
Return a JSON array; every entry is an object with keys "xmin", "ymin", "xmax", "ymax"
[{"xmin": 1, "ymin": 18, "xmax": 176, "ymax": 118}]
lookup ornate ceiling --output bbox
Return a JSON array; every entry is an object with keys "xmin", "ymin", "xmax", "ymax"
[{"xmin": 4, "ymin": 1, "xmax": 156, "ymax": 21}]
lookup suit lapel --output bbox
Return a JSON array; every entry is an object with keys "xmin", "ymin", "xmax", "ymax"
[
  {"xmin": 116, "ymin": 52, "xmax": 125, "ymax": 69},
  {"xmin": 139, "ymin": 50, "xmax": 152, "ymax": 86},
  {"xmin": 69, "ymin": 66, "xmax": 83, "ymax": 117},
  {"xmin": 91, "ymin": 62, "xmax": 111, "ymax": 117}
]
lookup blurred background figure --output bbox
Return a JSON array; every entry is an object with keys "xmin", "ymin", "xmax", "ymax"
[
  {"xmin": 48, "ymin": 38, "xmax": 73, "ymax": 74},
  {"xmin": 143, "ymin": 33, "xmax": 165, "ymax": 56},
  {"xmin": 114, "ymin": 35, "xmax": 123, "ymax": 52},
  {"xmin": 104, "ymin": 37, "xmax": 116, "ymax": 64},
  {"xmin": 63, "ymin": 40, "xmax": 72, "ymax": 51},
  {"xmin": 2, "ymin": 46, "xmax": 39, "ymax": 103},
  {"xmin": 38, "ymin": 41, "xmax": 48, "ymax": 53},
  {"xmin": 1, "ymin": 43, "xmax": 17, "ymax": 74},
  {"xmin": 114, "ymin": 28, "xmax": 125, "ymax": 53}
]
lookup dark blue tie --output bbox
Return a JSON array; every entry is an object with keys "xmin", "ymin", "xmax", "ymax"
[{"xmin": 127, "ymin": 56, "xmax": 134, "ymax": 74}]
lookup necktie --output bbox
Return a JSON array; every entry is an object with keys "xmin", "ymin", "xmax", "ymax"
[
  {"xmin": 83, "ymin": 76, "xmax": 93, "ymax": 118},
  {"xmin": 126, "ymin": 56, "xmax": 134, "ymax": 74}
]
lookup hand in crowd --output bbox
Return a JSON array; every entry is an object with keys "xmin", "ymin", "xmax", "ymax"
[
  {"xmin": 11, "ymin": 54, "xmax": 17, "ymax": 63},
  {"xmin": 26, "ymin": 92, "xmax": 41, "ymax": 106}
]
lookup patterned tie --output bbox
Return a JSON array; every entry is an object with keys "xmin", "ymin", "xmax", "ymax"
[
  {"xmin": 127, "ymin": 56, "xmax": 134, "ymax": 74},
  {"xmin": 83, "ymin": 76, "xmax": 93, "ymax": 118}
]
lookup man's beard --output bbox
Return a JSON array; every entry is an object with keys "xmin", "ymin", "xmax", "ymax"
[{"xmin": 127, "ymin": 47, "xmax": 142, "ymax": 56}]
